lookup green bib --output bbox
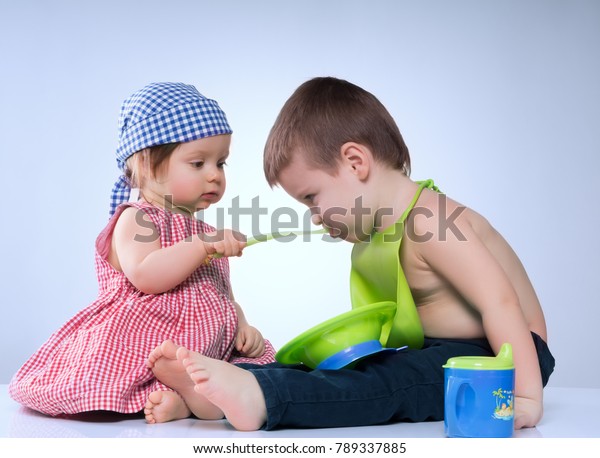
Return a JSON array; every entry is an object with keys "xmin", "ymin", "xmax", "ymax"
[{"xmin": 350, "ymin": 179, "xmax": 440, "ymax": 349}]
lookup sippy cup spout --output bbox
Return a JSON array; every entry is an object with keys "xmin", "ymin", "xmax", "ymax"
[
  {"xmin": 497, "ymin": 343, "xmax": 513, "ymax": 365},
  {"xmin": 443, "ymin": 342, "xmax": 514, "ymax": 370}
]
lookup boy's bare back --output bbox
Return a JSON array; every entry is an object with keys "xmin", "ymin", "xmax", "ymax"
[{"xmin": 400, "ymin": 186, "xmax": 547, "ymax": 342}]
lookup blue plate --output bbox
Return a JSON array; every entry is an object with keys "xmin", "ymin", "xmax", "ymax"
[{"xmin": 317, "ymin": 340, "xmax": 407, "ymax": 370}]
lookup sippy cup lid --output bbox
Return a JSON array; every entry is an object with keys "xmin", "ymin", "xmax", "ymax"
[{"xmin": 443, "ymin": 343, "xmax": 514, "ymax": 370}]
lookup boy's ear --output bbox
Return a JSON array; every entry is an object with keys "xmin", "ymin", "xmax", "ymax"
[{"xmin": 340, "ymin": 142, "xmax": 371, "ymax": 180}]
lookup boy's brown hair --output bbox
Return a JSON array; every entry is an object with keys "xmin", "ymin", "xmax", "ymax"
[{"xmin": 263, "ymin": 77, "xmax": 411, "ymax": 186}]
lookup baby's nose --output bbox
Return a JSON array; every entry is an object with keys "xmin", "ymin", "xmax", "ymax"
[{"xmin": 207, "ymin": 169, "xmax": 219, "ymax": 182}]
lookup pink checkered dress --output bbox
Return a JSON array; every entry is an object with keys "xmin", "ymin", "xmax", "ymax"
[{"xmin": 9, "ymin": 201, "xmax": 276, "ymax": 416}]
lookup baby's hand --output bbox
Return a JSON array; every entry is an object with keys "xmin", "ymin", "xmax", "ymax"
[
  {"xmin": 203, "ymin": 229, "xmax": 246, "ymax": 258},
  {"xmin": 235, "ymin": 324, "xmax": 266, "ymax": 358},
  {"xmin": 514, "ymin": 396, "xmax": 543, "ymax": 429}
]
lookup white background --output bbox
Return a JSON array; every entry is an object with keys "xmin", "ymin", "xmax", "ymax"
[{"xmin": 0, "ymin": 0, "xmax": 598, "ymax": 388}]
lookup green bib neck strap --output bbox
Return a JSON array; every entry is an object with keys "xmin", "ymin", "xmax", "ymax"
[
  {"xmin": 400, "ymin": 179, "xmax": 439, "ymax": 224},
  {"xmin": 350, "ymin": 179, "xmax": 440, "ymax": 349}
]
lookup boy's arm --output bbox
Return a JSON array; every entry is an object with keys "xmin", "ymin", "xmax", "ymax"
[
  {"xmin": 112, "ymin": 207, "xmax": 244, "ymax": 294},
  {"xmin": 416, "ymin": 211, "xmax": 543, "ymax": 428}
]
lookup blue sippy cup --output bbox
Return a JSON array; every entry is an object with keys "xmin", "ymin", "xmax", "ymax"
[{"xmin": 443, "ymin": 343, "xmax": 515, "ymax": 438}]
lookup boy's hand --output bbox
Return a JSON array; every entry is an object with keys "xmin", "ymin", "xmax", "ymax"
[
  {"xmin": 235, "ymin": 324, "xmax": 266, "ymax": 358},
  {"xmin": 514, "ymin": 396, "xmax": 543, "ymax": 429},
  {"xmin": 202, "ymin": 229, "xmax": 246, "ymax": 258}
]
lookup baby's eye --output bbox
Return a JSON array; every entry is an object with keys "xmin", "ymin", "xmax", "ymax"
[
  {"xmin": 191, "ymin": 161, "xmax": 204, "ymax": 168},
  {"xmin": 218, "ymin": 160, "xmax": 228, "ymax": 169}
]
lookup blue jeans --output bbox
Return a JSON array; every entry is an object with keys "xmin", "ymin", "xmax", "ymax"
[{"xmin": 238, "ymin": 332, "xmax": 554, "ymax": 430}]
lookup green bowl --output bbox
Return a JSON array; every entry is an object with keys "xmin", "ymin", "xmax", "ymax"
[{"xmin": 275, "ymin": 301, "xmax": 397, "ymax": 369}]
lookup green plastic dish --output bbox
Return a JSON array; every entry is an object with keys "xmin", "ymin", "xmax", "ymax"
[{"xmin": 275, "ymin": 301, "xmax": 397, "ymax": 369}]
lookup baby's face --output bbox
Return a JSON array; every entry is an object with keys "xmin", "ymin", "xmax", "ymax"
[
  {"xmin": 155, "ymin": 134, "xmax": 231, "ymax": 213},
  {"xmin": 277, "ymin": 154, "xmax": 375, "ymax": 243}
]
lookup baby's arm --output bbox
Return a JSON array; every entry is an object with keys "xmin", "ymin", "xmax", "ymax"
[
  {"xmin": 111, "ymin": 207, "xmax": 245, "ymax": 294},
  {"xmin": 231, "ymin": 292, "xmax": 265, "ymax": 358},
  {"xmin": 417, "ymin": 210, "xmax": 543, "ymax": 428}
]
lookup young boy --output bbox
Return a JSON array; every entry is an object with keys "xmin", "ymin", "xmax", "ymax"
[{"xmin": 147, "ymin": 77, "xmax": 555, "ymax": 431}]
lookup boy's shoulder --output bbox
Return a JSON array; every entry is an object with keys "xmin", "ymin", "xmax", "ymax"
[{"xmin": 407, "ymin": 189, "xmax": 479, "ymax": 245}]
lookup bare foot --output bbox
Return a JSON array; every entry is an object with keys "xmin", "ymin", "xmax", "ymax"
[
  {"xmin": 144, "ymin": 391, "xmax": 191, "ymax": 424},
  {"xmin": 148, "ymin": 340, "xmax": 224, "ymax": 420},
  {"xmin": 178, "ymin": 346, "xmax": 267, "ymax": 431}
]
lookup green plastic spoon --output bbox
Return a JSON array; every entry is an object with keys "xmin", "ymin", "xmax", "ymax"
[
  {"xmin": 246, "ymin": 229, "xmax": 328, "ymax": 247},
  {"xmin": 212, "ymin": 229, "xmax": 328, "ymax": 258}
]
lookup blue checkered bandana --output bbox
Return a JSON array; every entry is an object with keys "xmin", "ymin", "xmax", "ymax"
[{"xmin": 109, "ymin": 82, "xmax": 232, "ymax": 217}]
